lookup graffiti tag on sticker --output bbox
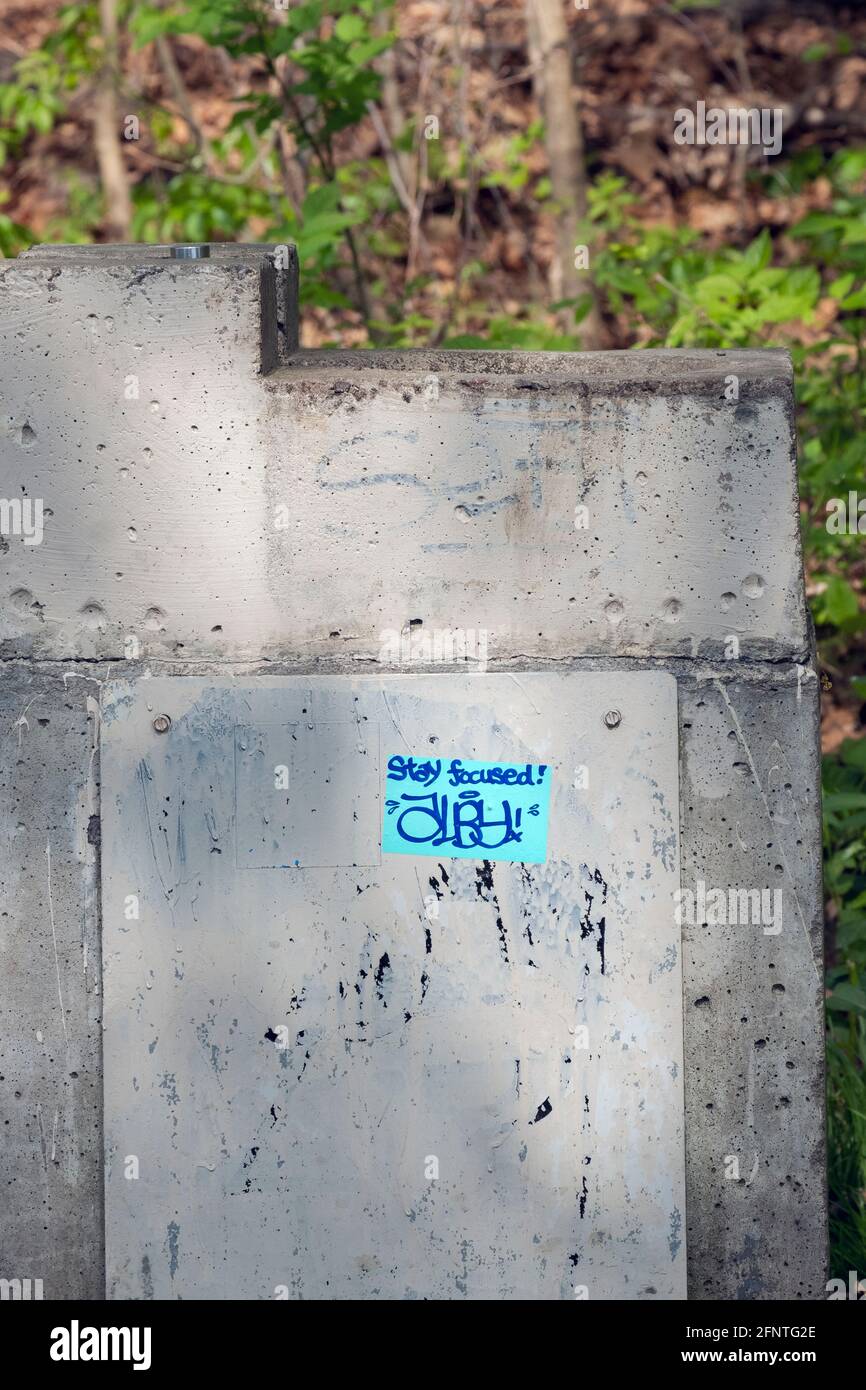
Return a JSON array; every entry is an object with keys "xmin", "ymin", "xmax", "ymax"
[{"xmin": 382, "ymin": 755, "xmax": 552, "ymax": 863}]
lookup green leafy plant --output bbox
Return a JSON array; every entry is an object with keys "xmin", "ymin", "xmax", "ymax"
[
  {"xmin": 824, "ymin": 740, "xmax": 866, "ymax": 1276},
  {"xmin": 0, "ymin": 3, "xmax": 102, "ymax": 165},
  {"xmin": 129, "ymin": 0, "xmax": 395, "ymax": 328}
]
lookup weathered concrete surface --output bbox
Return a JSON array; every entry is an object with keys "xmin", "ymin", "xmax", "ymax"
[
  {"xmin": 21, "ymin": 239, "xmax": 300, "ymax": 359},
  {"xmin": 259, "ymin": 351, "xmax": 806, "ymax": 666},
  {"xmin": 0, "ymin": 667, "xmax": 103, "ymax": 1299},
  {"xmin": 0, "ymin": 243, "xmax": 805, "ymax": 665},
  {"xmin": 0, "ymin": 246, "xmax": 292, "ymax": 664},
  {"xmin": 679, "ymin": 669, "xmax": 826, "ymax": 1299},
  {"xmin": 0, "ymin": 243, "xmax": 825, "ymax": 1301}
]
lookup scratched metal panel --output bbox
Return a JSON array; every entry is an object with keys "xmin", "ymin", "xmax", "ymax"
[
  {"xmin": 235, "ymin": 720, "xmax": 381, "ymax": 868},
  {"xmin": 101, "ymin": 673, "xmax": 685, "ymax": 1300}
]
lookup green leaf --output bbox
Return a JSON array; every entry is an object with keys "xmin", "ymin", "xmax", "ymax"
[
  {"xmin": 824, "ymin": 793, "xmax": 866, "ymax": 813},
  {"xmin": 837, "ymin": 914, "xmax": 866, "ymax": 950},
  {"xmin": 827, "ymin": 982, "xmax": 866, "ymax": 1014},
  {"xmin": 742, "ymin": 228, "xmax": 772, "ymax": 273},
  {"xmin": 840, "ymin": 739, "xmax": 866, "ymax": 771},
  {"xmin": 817, "ymin": 575, "xmax": 861, "ymax": 626},
  {"xmin": 334, "ymin": 13, "xmax": 366, "ymax": 42},
  {"xmin": 828, "ymin": 273, "xmax": 855, "ymax": 300},
  {"xmin": 346, "ymin": 36, "xmax": 393, "ymax": 67}
]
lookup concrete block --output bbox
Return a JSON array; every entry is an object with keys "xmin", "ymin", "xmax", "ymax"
[
  {"xmin": 0, "ymin": 242, "xmax": 825, "ymax": 1302},
  {"xmin": 0, "ymin": 250, "xmax": 803, "ymax": 665}
]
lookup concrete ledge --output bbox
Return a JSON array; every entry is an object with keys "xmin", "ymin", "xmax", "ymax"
[
  {"xmin": 270, "ymin": 345, "xmax": 794, "ymax": 395},
  {"xmin": 0, "ymin": 252, "xmax": 806, "ymax": 664}
]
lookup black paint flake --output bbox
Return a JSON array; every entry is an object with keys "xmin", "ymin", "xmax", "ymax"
[
  {"xmin": 374, "ymin": 953, "xmax": 391, "ymax": 1004},
  {"xmin": 475, "ymin": 861, "xmax": 509, "ymax": 963}
]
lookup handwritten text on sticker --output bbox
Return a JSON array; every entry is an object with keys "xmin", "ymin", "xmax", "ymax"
[{"xmin": 382, "ymin": 755, "xmax": 552, "ymax": 863}]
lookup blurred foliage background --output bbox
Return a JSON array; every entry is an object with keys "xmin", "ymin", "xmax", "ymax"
[{"xmin": 1, "ymin": 0, "xmax": 865, "ymax": 1281}]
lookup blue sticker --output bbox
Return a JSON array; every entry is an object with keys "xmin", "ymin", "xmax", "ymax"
[{"xmin": 382, "ymin": 754, "xmax": 552, "ymax": 863}]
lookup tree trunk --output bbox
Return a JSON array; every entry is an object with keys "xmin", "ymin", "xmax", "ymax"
[
  {"xmin": 93, "ymin": 0, "xmax": 132, "ymax": 241},
  {"xmin": 525, "ymin": 0, "xmax": 605, "ymax": 347}
]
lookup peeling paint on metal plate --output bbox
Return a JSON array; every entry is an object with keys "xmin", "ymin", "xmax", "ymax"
[{"xmin": 101, "ymin": 672, "xmax": 684, "ymax": 1300}]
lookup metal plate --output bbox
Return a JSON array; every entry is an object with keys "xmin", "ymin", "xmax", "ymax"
[
  {"xmin": 101, "ymin": 673, "xmax": 685, "ymax": 1300},
  {"xmin": 235, "ymin": 721, "xmax": 382, "ymax": 868}
]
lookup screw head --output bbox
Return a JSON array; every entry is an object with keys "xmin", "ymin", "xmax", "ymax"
[
  {"xmin": 153, "ymin": 714, "xmax": 172, "ymax": 734},
  {"xmin": 604, "ymin": 709, "xmax": 622, "ymax": 730}
]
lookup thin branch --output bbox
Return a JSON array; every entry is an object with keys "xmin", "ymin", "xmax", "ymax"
[{"xmin": 154, "ymin": 32, "xmax": 211, "ymax": 168}]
